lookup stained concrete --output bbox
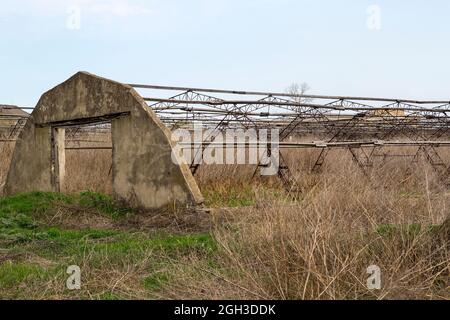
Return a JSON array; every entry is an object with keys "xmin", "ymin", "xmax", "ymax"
[
  {"xmin": 4, "ymin": 71, "xmax": 203, "ymax": 210},
  {"xmin": 0, "ymin": 105, "xmax": 29, "ymax": 119},
  {"xmin": 0, "ymin": 105, "xmax": 29, "ymax": 137}
]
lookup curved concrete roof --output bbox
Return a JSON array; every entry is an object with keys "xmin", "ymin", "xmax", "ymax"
[
  {"xmin": 4, "ymin": 72, "xmax": 203, "ymax": 210},
  {"xmin": 0, "ymin": 105, "xmax": 29, "ymax": 117}
]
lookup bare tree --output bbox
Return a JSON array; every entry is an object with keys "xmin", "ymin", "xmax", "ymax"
[
  {"xmin": 286, "ymin": 82, "xmax": 311, "ymax": 102},
  {"xmin": 286, "ymin": 82, "xmax": 312, "ymax": 113}
]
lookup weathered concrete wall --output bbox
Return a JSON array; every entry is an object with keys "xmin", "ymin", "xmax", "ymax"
[
  {"xmin": 53, "ymin": 128, "xmax": 66, "ymax": 193},
  {"xmin": 4, "ymin": 120, "xmax": 53, "ymax": 194},
  {"xmin": 4, "ymin": 71, "xmax": 203, "ymax": 210},
  {"xmin": 112, "ymin": 110, "xmax": 201, "ymax": 209}
]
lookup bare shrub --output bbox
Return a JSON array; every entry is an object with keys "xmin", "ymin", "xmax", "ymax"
[
  {"xmin": 161, "ymin": 160, "xmax": 449, "ymax": 300},
  {"xmin": 1, "ymin": 130, "xmax": 449, "ymax": 300},
  {"xmin": 64, "ymin": 129, "xmax": 113, "ymax": 194},
  {"xmin": 64, "ymin": 149, "xmax": 113, "ymax": 194}
]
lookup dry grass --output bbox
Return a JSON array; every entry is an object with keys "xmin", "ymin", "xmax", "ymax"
[
  {"xmin": 64, "ymin": 130, "xmax": 113, "ymax": 194},
  {"xmin": 64, "ymin": 149, "xmax": 113, "ymax": 194},
  {"xmin": 0, "ymin": 133, "xmax": 113, "ymax": 195},
  {"xmin": 0, "ymin": 132, "xmax": 449, "ymax": 300},
  {"xmin": 156, "ymin": 151, "xmax": 449, "ymax": 300}
]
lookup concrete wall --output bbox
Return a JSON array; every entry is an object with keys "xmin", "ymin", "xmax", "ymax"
[
  {"xmin": 4, "ymin": 120, "xmax": 53, "ymax": 193},
  {"xmin": 4, "ymin": 71, "xmax": 203, "ymax": 210}
]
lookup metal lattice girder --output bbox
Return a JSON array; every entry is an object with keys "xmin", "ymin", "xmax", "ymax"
[
  {"xmin": 10, "ymin": 83, "xmax": 450, "ymax": 190},
  {"xmin": 131, "ymin": 84, "xmax": 450, "ymax": 189}
]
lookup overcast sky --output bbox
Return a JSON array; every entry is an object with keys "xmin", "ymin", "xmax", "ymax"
[{"xmin": 1, "ymin": 0, "xmax": 450, "ymax": 107}]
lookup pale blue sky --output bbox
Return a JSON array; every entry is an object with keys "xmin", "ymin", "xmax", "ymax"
[{"xmin": 1, "ymin": 0, "xmax": 449, "ymax": 107}]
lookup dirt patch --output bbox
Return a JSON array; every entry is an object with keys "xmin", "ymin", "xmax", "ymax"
[
  {"xmin": 35, "ymin": 203, "xmax": 116, "ymax": 230},
  {"xmin": 34, "ymin": 202, "xmax": 215, "ymax": 235},
  {"xmin": 114, "ymin": 207, "xmax": 214, "ymax": 234},
  {"xmin": 0, "ymin": 252, "xmax": 25, "ymax": 264}
]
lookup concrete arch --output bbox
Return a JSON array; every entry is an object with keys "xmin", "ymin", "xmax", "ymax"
[{"xmin": 4, "ymin": 72, "xmax": 203, "ymax": 210}]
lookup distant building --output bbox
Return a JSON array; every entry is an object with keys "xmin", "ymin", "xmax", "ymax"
[
  {"xmin": 0, "ymin": 105, "xmax": 29, "ymax": 138},
  {"xmin": 372, "ymin": 108, "xmax": 405, "ymax": 117}
]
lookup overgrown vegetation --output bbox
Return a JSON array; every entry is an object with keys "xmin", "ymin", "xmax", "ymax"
[
  {"xmin": 157, "ymin": 156, "xmax": 449, "ymax": 300},
  {"xmin": 0, "ymin": 192, "xmax": 215, "ymax": 299},
  {"xmin": 0, "ymin": 144, "xmax": 449, "ymax": 300}
]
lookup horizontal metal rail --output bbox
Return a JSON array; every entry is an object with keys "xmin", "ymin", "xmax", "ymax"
[
  {"xmin": 130, "ymin": 83, "xmax": 450, "ymax": 105},
  {"xmin": 63, "ymin": 140, "xmax": 450, "ymax": 150},
  {"xmin": 145, "ymin": 98, "xmax": 450, "ymax": 114},
  {"xmin": 65, "ymin": 146, "xmax": 113, "ymax": 150}
]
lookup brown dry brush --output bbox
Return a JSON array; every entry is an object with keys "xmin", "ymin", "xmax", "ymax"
[
  {"xmin": 161, "ymin": 151, "xmax": 449, "ymax": 300},
  {"xmin": 64, "ymin": 130, "xmax": 113, "ymax": 195},
  {"xmin": 64, "ymin": 149, "xmax": 113, "ymax": 194},
  {"xmin": 206, "ymin": 181, "xmax": 449, "ymax": 299},
  {"xmin": 1, "ymin": 133, "xmax": 449, "ymax": 299}
]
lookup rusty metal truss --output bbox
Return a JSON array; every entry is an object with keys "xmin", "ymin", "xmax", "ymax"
[
  {"xmin": 129, "ymin": 83, "xmax": 450, "ymax": 188},
  {"xmin": 3, "ymin": 84, "xmax": 450, "ymax": 190}
]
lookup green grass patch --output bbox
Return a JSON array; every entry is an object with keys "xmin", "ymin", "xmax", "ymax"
[
  {"xmin": 0, "ymin": 191, "xmax": 133, "ymax": 225},
  {"xmin": 376, "ymin": 224, "xmax": 439, "ymax": 238},
  {"xmin": 44, "ymin": 227, "xmax": 119, "ymax": 241},
  {"xmin": 71, "ymin": 233, "xmax": 216, "ymax": 259},
  {"xmin": 143, "ymin": 272, "xmax": 170, "ymax": 291},
  {"xmin": 203, "ymin": 185, "xmax": 256, "ymax": 208},
  {"xmin": 0, "ymin": 191, "xmax": 134, "ymax": 248},
  {"xmin": 77, "ymin": 191, "xmax": 132, "ymax": 219},
  {"xmin": 0, "ymin": 192, "xmax": 72, "ymax": 215},
  {"xmin": 0, "ymin": 191, "xmax": 218, "ymax": 299},
  {"xmin": 97, "ymin": 291, "xmax": 124, "ymax": 300},
  {"xmin": 0, "ymin": 263, "xmax": 46, "ymax": 288}
]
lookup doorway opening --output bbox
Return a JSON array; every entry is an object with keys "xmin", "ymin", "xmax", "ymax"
[{"xmin": 52, "ymin": 120, "xmax": 113, "ymax": 195}]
